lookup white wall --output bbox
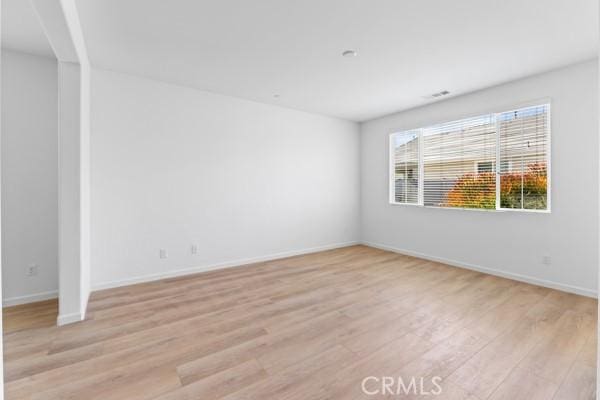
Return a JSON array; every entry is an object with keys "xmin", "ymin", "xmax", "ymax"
[
  {"xmin": 91, "ymin": 69, "xmax": 360, "ymax": 289},
  {"xmin": 361, "ymin": 59, "xmax": 599, "ymax": 297},
  {"xmin": 1, "ymin": 49, "xmax": 58, "ymax": 305}
]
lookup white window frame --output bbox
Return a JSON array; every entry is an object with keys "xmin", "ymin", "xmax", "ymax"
[{"xmin": 388, "ymin": 102, "xmax": 551, "ymax": 213}]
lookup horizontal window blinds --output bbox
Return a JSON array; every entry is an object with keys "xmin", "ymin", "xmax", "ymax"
[
  {"xmin": 498, "ymin": 105, "xmax": 549, "ymax": 210},
  {"xmin": 392, "ymin": 130, "xmax": 420, "ymax": 204},
  {"xmin": 390, "ymin": 103, "xmax": 549, "ymax": 212},
  {"xmin": 422, "ymin": 115, "xmax": 496, "ymax": 208}
]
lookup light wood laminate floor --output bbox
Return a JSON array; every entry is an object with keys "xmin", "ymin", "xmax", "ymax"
[{"xmin": 3, "ymin": 245, "xmax": 597, "ymax": 399}]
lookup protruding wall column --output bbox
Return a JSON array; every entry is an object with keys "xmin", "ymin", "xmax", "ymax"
[{"xmin": 32, "ymin": 0, "xmax": 90, "ymax": 325}]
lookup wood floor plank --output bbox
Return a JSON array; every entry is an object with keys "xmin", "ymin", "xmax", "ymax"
[
  {"xmin": 447, "ymin": 297, "xmax": 573, "ymax": 399},
  {"xmin": 398, "ymin": 327, "xmax": 493, "ymax": 384},
  {"xmin": 265, "ymin": 332, "xmax": 436, "ymax": 400},
  {"xmin": 553, "ymin": 361, "xmax": 596, "ymax": 400},
  {"xmin": 218, "ymin": 344, "xmax": 358, "ymax": 400},
  {"xmin": 6, "ymin": 326, "xmax": 267, "ymax": 399},
  {"xmin": 176, "ymin": 310, "xmax": 351, "ymax": 385},
  {"xmin": 516, "ymin": 310, "xmax": 594, "ymax": 384},
  {"xmin": 2, "ymin": 300, "xmax": 58, "ymax": 334},
  {"xmin": 2, "ymin": 245, "xmax": 596, "ymax": 400},
  {"xmin": 155, "ymin": 359, "xmax": 267, "ymax": 400},
  {"xmin": 487, "ymin": 366, "xmax": 559, "ymax": 400}
]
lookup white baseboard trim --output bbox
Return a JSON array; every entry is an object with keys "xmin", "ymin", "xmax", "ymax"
[
  {"xmin": 57, "ymin": 312, "xmax": 84, "ymax": 326},
  {"xmin": 3, "ymin": 290, "xmax": 58, "ymax": 307},
  {"xmin": 363, "ymin": 241, "xmax": 597, "ymax": 299},
  {"xmin": 93, "ymin": 241, "xmax": 360, "ymax": 291}
]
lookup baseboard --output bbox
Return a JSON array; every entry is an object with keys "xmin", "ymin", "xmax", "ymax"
[
  {"xmin": 362, "ymin": 241, "xmax": 597, "ymax": 298},
  {"xmin": 57, "ymin": 312, "xmax": 84, "ymax": 326},
  {"xmin": 3, "ymin": 290, "xmax": 58, "ymax": 307},
  {"xmin": 93, "ymin": 241, "xmax": 360, "ymax": 291}
]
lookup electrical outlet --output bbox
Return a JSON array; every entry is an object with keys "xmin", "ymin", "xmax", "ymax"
[
  {"xmin": 27, "ymin": 264, "xmax": 39, "ymax": 277},
  {"xmin": 191, "ymin": 244, "xmax": 198, "ymax": 255},
  {"xmin": 542, "ymin": 255, "xmax": 551, "ymax": 266},
  {"xmin": 159, "ymin": 249, "xmax": 168, "ymax": 259}
]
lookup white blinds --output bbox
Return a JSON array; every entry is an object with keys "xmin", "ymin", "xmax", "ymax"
[
  {"xmin": 498, "ymin": 105, "xmax": 549, "ymax": 210},
  {"xmin": 390, "ymin": 103, "xmax": 550, "ymax": 211},
  {"xmin": 422, "ymin": 115, "xmax": 496, "ymax": 208},
  {"xmin": 392, "ymin": 130, "xmax": 420, "ymax": 204}
]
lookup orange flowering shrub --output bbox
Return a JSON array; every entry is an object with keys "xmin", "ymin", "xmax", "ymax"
[
  {"xmin": 443, "ymin": 163, "xmax": 547, "ymax": 210},
  {"xmin": 444, "ymin": 172, "xmax": 496, "ymax": 209},
  {"xmin": 499, "ymin": 163, "xmax": 547, "ymax": 209}
]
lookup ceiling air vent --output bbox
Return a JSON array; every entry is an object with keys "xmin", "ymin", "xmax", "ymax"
[{"xmin": 424, "ymin": 90, "xmax": 450, "ymax": 99}]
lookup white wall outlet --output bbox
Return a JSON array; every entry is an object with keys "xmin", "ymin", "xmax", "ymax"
[
  {"xmin": 191, "ymin": 244, "xmax": 198, "ymax": 255},
  {"xmin": 27, "ymin": 264, "xmax": 39, "ymax": 276},
  {"xmin": 159, "ymin": 249, "xmax": 168, "ymax": 259},
  {"xmin": 542, "ymin": 255, "xmax": 551, "ymax": 266}
]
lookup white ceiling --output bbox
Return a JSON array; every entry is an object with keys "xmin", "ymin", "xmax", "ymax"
[
  {"xmin": 1, "ymin": 0, "xmax": 55, "ymax": 57},
  {"xmin": 3, "ymin": 1, "xmax": 599, "ymax": 121}
]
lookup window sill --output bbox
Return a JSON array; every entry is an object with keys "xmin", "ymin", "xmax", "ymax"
[{"xmin": 388, "ymin": 202, "xmax": 551, "ymax": 214}]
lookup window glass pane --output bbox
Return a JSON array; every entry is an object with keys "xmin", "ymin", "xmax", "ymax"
[
  {"xmin": 498, "ymin": 105, "xmax": 549, "ymax": 210},
  {"xmin": 423, "ymin": 115, "xmax": 496, "ymax": 209},
  {"xmin": 392, "ymin": 130, "xmax": 420, "ymax": 204}
]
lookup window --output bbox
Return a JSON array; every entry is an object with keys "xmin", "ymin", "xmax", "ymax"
[
  {"xmin": 475, "ymin": 161, "xmax": 511, "ymax": 174},
  {"xmin": 498, "ymin": 105, "xmax": 549, "ymax": 210},
  {"xmin": 477, "ymin": 162, "xmax": 494, "ymax": 174},
  {"xmin": 423, "ymin": 114, "xmax": 497, "ymax": 208},
  {"xmin": 391, "ymin": 130, "xmax": 420, "ymax": 204},
  {"xmin": 390, "ymin": 103, "xmax": 550, "ymax": 211}
]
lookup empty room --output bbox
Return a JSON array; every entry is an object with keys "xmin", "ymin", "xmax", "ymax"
[{"xmin": 1, "ymin": 0, "xmax": 599, "ymax": 399}]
